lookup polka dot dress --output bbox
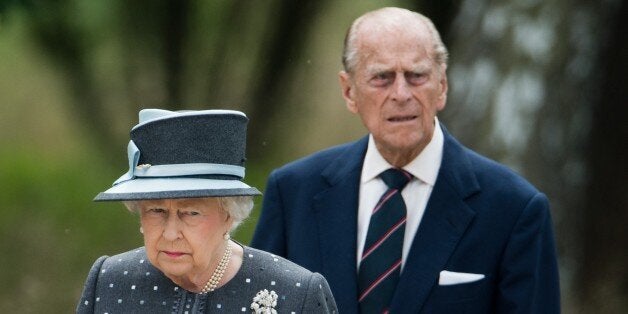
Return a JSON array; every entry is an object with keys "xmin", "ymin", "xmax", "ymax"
[{"xmin": 77, "ymin": 246, "xmax": 337, "ymax": 313}]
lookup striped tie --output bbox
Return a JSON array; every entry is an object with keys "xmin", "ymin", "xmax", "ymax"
[{"xmin": 358, "ymin": 168, "xmax": 412, "ymax": 314}]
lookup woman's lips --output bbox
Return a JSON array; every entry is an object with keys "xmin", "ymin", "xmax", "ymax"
[{"xmin": 162, "ymin": 251, "xmax": 186, "ymax": 258}]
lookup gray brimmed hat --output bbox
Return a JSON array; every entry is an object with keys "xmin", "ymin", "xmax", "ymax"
[{"xmin": 94, "ymin": 109, "xmax": 261, "ymax": 201}]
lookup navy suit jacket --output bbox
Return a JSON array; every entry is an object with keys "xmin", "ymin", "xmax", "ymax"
[{"xmin": 251, "ymin": 127, "xmax": 560, "ymax": 313}]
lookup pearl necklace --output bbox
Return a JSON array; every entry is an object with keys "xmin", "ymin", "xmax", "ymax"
[{"xmin": 199, "ymin": 241, "xmax": 232, "ymax": 294}]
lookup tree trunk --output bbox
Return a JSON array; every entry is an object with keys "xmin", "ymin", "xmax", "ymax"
[
  {"xmin": 578, "ymin": 0, "xmax": 628, "ymax": 312},
  {"xmin": 244, "ymin": 0, "xmax": 326, "ymax": 159}
]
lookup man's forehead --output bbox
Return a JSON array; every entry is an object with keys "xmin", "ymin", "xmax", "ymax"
[
  {"xmin": 364, "ymin": 62, "xmax": 432, "ymax": 74},
  {"xmin": 357, "ymin": 44, "xmax": 435, "ymax": 72},
  {"xmin": 356, "ymin": 12, "xmax": 429, "ymax": 39},
  {"xmin": 358, "ymin": 26, "xmax": 429, "ymax": 46},
  {"xmin": 355, "ymin": 26, "xmax": 433, "ymax": 57}
]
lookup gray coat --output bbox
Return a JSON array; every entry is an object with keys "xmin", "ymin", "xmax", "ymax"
[{"xmin": 77, "ymin": 245, "xmax": 337, "ymax": 313}]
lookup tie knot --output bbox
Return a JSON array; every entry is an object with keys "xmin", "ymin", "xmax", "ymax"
[{"xmin": 380, "ymin": 168, "xmax": 412, "ymax": 190}]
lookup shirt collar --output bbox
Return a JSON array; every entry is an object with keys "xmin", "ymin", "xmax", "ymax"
[{"xmin": 361, "ymin": 118, "xmax": 444, "ymax": 186}]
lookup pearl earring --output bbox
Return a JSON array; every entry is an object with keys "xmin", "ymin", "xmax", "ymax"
[
  {"xmin": 223, "ymin": 233, "xmax": 230, "ymax": 241},
  {"xmin": 139, "ymin": 227, "xmax": 143, "ymax": 234}
]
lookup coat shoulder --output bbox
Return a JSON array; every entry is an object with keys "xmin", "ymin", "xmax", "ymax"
[
  {"xmin": 463, "ymin": 146, "xmax": 541, "ymax": 197},
  {"xmin": 98, "ymin": 247, "xmax": 156, "ymax": 276},
  {"xmin": 273, "ymin": 138, "xmax": 365, "ymax": 178},
  {"xmin": 243, "ymin": 246, "xmax": 318, "ymax": 280}
]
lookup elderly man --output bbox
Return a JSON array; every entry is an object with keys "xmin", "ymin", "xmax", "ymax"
[{"xmin": 252, "ymin": 7, "xmax": 560, "ymax": 314}]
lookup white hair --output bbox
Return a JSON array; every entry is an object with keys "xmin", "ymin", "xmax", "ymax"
[
  {"xmin": 123, "ymin": 196, "xmax": 254, "ymax": 233},
  {"xmin": 218, "ymin": 196, "xmax": 254, "ymax": 232},
  {"xmin": 342, "ymin": 7, "xmax": 449, "ymax": 73}
]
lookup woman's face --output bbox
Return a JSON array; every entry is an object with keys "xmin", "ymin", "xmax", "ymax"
[{"xmin": 137, "ymin": 198, "xmax": 231, "ymax": 284}]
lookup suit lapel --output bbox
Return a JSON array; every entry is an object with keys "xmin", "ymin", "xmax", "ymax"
[
  {"xmin": 313, "ymin": 136, "xmax": 368, "ymax": 314},
  {"xmin": 390, "ymin": 128, "xmax": 480, "ymax": 313}
]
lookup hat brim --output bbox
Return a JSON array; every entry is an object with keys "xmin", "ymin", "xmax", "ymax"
[{"xmin": 94, "ymin": 178, "xmax": 261, "ymax": 201}]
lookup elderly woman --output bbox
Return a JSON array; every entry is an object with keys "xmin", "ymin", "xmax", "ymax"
[{"xmin": 76, "ymin": 109, "xmax": 337, "ymax": 313}]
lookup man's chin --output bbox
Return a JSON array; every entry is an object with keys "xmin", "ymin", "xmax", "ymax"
[{"xmin": 382, "ymin": 133, "xmax": 426, "ymax": 149}]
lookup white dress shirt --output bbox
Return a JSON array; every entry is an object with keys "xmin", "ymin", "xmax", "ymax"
[{"xmin": 357, "ymin": 119, "xmax": 444, "ymax": 270}]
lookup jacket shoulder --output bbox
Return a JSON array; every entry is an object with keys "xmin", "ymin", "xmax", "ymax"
[
  {"xmin": 244, "ymin": 246, "xmax": 316, "ymax": 279},
  {"xmin": 99, "ymin": 247, "xmax": 153, "ymax": 273},
  {"xmin": 463, "ymin": 146, "xmax": 540, "ymax": 197},
  {"xmin": 77, "ymin": 247, "xmax": 172, "ymax": 313},
  {"xmin": 272, "ymin": 138, "xmax": 365, "ymax": 178}
]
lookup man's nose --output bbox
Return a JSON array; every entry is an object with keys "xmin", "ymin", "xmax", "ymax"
[{"xmin": 391, "ymin": 74, "xmax": 412, "ymax": 102}]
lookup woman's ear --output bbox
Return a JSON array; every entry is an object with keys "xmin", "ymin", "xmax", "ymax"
[{"xmin": 224, "ymin": 212, "xmax": 234, "ymax": 236}]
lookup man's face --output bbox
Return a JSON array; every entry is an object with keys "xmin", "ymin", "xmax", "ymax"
[{"xmin": 340, "ymin": 25, "xmax": 447, "ymax": 165}]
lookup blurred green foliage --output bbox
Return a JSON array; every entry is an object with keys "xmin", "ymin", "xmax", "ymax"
[{"xmin": 0, "ymin": 149, "xmax": 135, "ymax": 311}]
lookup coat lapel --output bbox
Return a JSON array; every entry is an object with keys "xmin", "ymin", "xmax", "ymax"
[
  {"xmin": 313, "ymin": 136, "xmax": 368, "ymax": 314},
  {"xmin": 390, "ymin": 128, "xmax": 480, "ymax": 313}
]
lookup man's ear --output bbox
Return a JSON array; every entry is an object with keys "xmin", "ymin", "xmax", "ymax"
[
  {"xmin": 339, "ymin": 71, "xmax": 358, "ymax": 113},
  {"xmin": 436, "ymin": 65, "xmax": 448, "ymax": 111}
]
